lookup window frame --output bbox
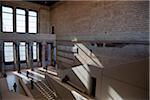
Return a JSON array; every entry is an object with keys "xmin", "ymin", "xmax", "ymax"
[
  {"xmin": 19, "ymin": 41, "xmax": 26, "ymax": 63},
  {"xmin": 15, "ymin": 7, "xmax": 26, "ymax": 34},
  {"xmin": 0, "ymin": 5, "xmax": 2, "ymax": 32},
  {"xmin": 28, "ymin": 9, "xmax": 38, "ymax": 34},
  {"xmin": 4, "ymin": 41, "xmax": 14, "ymax": 65},
  {"xmin": 1, "ymin": 5, "xmax": 14, "ymax": 33},
  {"xmin": 33, "ymin": 42, "xmax": 37, "ymax": 62}
]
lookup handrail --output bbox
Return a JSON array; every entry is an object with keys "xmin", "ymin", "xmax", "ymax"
[
  {"xmin": 75, "ymin": 55, "xmax": 91, "ymax": 74},
  {"xmin": 34, "ymin": 82, "xmax": 49, "ymax": 99},
  {"xmin": 40, "ymin": 81, "xmax": 56, "ymax": 97},
  {"xmin": 35, "ymin": 82, "xmax": 55, "ymax": 99},
  {"xmin": 71, "ymin": 65, "xmax": 91, "ymax": 94},
  {"xmin": 75, "ymin": 44, "xmax": 101, "ymax": 67},
  {"xmin": 18, "ymin": 78, "xmax": 34, "ymax": 98},
  {"xmin": 45, "ymin": 74, "xmax": 62, "ymax": 100},
  {"xmin": 66, "ymin": 81, "xmax": 86, "ymax": 93}
]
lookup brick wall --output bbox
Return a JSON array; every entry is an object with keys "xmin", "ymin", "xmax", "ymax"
[
  {"xmin": 50, "ymin": 1, "xmax": 149, "ymax": 39},
  {"xmin": 50, "ymin": 1, "xmax": 149, "ymax": 100}
]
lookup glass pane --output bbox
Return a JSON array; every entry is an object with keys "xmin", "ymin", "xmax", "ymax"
[
  {"xmin": 29, "ymin": 11, "xmax": 37, "ymax": 16},
  {"xmin": 2, "ymin": 6, "xmax": 13, "ymax": 13},
  {"xmin": 33, "ymin": 42, "xmax": 37, "ymax": 60},
  {"xmin": 28, "ymin": 11, "xmax": 37, "ymax": 33},
  {"xmin": 19, "ymin": 42, "xmax": 26, "ymax": 61},
  {"xmin": 4, "ymin": 42, "xmax": 14, "ymax": 62},
  {"xmin": 2, "ymin": 6, "xmax": 13, "ymax": 32},
  {"xmin": 2, "ymin": 15, "xmax": 13, "ymax": 31},
  {"xmin": 16, "ymin": 9, "xmax": 26, "ymax": 33},
  {"xmin": 16, "ymin": 9, "xmax": 25, "ymax": 15}
]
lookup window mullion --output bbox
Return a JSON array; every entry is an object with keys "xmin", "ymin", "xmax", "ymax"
[
  {"xmin": 14, "ymin": 7, "xmax": 16, "ymax": 32},
  {"xmin": 26, "ymin": 10, "xmax": 28, "ymax": 33}
]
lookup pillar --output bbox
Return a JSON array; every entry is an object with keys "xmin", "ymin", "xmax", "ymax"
[
  {"xmin": 52, "ymin": 42, "xmax": 57, "ymax": 68},
  {"xmin": 26, "ymin": 43, "xmax": 29, "ymax": 69},
  {"xmin": 0, "ymin": 41, "xmax": 4, "ymax": 75},
  {"xmin": 14, "ymin": 42, "xmax": 21, "ymax": 73},
  {"xmin": 36, "ymin": 42, "xmax": 40, "ymax": 67},
  {"xmin": 29, "ymin": 42, "xmax": 33, "ymax": 71},
  {"xmin": 42, "ymin": 42, "xmax": 46, "ymax": 69},
  {"xmin": 47, "ymin": 43, "xmax": 51, "ymax": 65}
]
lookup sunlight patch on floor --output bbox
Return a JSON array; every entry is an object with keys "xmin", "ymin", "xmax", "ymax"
[
  {"xmin": 13, "ymin": 71, "xmax": 31, "ymax": 81},
  {"xmin": 38, "ymin": 67, "xmax": 58, "ymax": 76},
  {"xmin": 27, "ymin": 69, "xmax": 45, "ymax": 78}
]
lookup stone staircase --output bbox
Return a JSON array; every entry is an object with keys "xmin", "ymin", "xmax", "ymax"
[{"xmin": 34, "ymin": 81, "xmax": 57, "ymax": 100}]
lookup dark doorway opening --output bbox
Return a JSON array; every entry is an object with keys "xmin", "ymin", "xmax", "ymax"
[{"xmin": 91, "ymin": 77, "xmax": 96, "ymax": 97}]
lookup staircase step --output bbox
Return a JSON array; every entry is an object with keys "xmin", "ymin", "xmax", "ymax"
[{"xmin": 35, "ymin": 81, "xmax": 57, "ymax": 100}]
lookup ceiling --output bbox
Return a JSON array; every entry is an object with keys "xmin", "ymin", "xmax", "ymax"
[{"xmin": 28, "ymin": 1, "xmax": 58, "ymax": 6}]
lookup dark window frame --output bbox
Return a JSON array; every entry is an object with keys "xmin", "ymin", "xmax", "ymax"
[
  {"xmin": 19, "ymin": 41, "xmax": 27, "ymax": 62},
  {"xmin": 1, "ymin": 5, "xmax": 38, "ymax": 34},
  {"xmin": 28, "ymin": 9, "xmax": 38, "ymax": 34},
  {"xmin": 15, "ymin": 7, "xmax": 27, "ymax": 34},
  {"xmin": 4, "ymin": 41, "xmax": 14, "ymax": 64},
  {"xmin": 33, "ymin": 41, "xmax": 38, "ymax": 61},
  {"xmin": 1, "ymin": 5, "xmax": 14, "ymax": 33},
  {"xmin": 0, "ymin": 4, "xmax": 2, "ymax": 33}
]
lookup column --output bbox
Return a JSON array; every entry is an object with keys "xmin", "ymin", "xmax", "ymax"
[
  {"xmin": 29, "ymin": 42, "xmax": 33, "ymax": 71},
  {"xmin": 0, "ymin": 41, "xmax": 5, "ymax": 75},
  {"xmin": 26, "ymin": 43, "xmax": 29, "ymax": 69},
  {"xmin": 36, "ymin": 42, "xmax": 40, "ymax": 67},
  {"xmin": 14, "ymin": 42, "xmax": 21, "ymax": 73},
  {"xmin": 47, "ymin": 43, "xmax": 51, "ymax": 65},
  {"xmin": 53, "ymin": 45, "xmax": 56, "ymax": 68},
  {"xmin": 42, "ymin": 42, "xmax": 46, "ymax": 69},
  {"xmin": 52, "ymin": 42, "xmax": 57, "ymax": 68}
]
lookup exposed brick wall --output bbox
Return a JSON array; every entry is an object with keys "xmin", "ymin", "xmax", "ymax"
[
  {"xmin": 50, "ymin": 1, "xmax": 149, "ymax": 100},
  {"xmin": 50, "ymin": 1, "xmax": 149, "ymax": 38}
]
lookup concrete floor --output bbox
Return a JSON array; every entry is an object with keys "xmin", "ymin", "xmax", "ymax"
[
  {"xmin": 5, "ymin": 69, "xmax": 45, "ymax": 99},
  {"xmin": 1, "ymin": 67, "xmax": 91, "ymax": 100}
]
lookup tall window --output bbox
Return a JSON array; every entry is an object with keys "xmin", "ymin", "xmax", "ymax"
[
  {"xmin": 2, "ymin": 6, "xmax": 13, "ymax": 32},
  {"xmin": 16, "ymin": 8, "xmax": 26, "ymax": 33},
  {"xmin": 19, "ymin": 42, "xmax": 26, "ymax": 61},
  {"xmin": 4, "ymin": 42, "xmax": 14, "ymax": 62},
  {"xmin": 33, "ymin": 42, "xmax": 37, "ymax": 60},
  {"xmin": 28, "ymin": 11, "xmax": 37, "ymax": 33}
]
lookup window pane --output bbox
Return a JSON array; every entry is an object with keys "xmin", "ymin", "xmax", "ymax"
[
  {"xmin": 4, "ymin": 42, "xmax": 14, "ymax": 62},
  {"xmin": 29, "ymin": 11, "xmax": 37, "ymax": 16},
  {"xmin": 16, "ymin": 9, "xmax": 25, "ymax": 15},
  {"xmin": 33, "ymin": 42, "xmax": 37, "ymax": 60},
  {"xmin": 2, "ymin": 6, "xmax": 13, "ymax": 32},
  {"xmin": 19, "ymin": 42, "xmax": 26, "ymax": 61},
  {"xmin": 16, "ymin": 9, "xmax": 26, "ymax": 33},
  {"xmin": 28, "ymin": 11, "xmax": 37, "ymax": 33},
  {"xmin": 2, "ymin": 6, "xmax": 13, "ymax": 13}
]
